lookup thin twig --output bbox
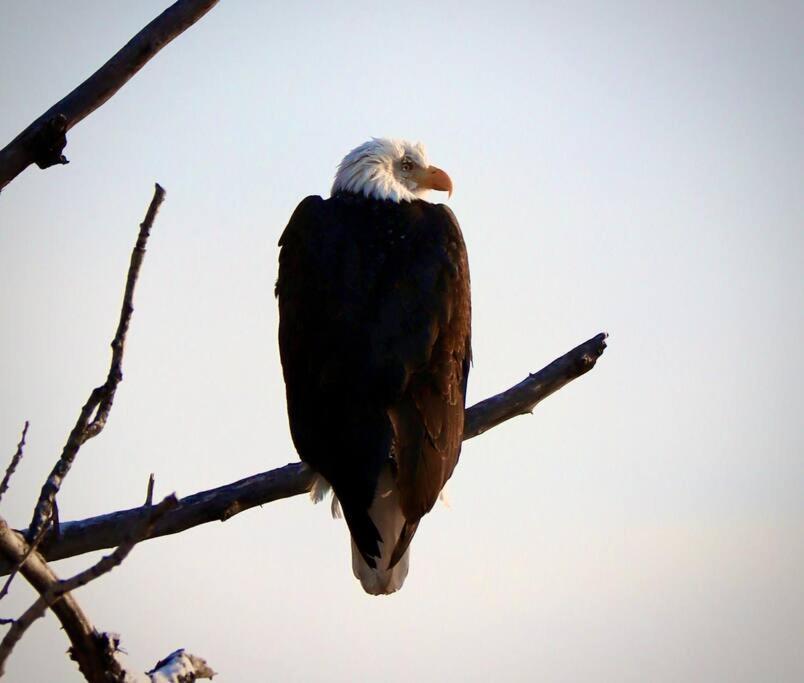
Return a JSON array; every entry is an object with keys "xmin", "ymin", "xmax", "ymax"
[
  {"xmin": 0, "ymin": 422, "xmax": 29, "ymax": 504},
  {"xmin": 85, "ymin": 184, "xmax": 166, "ymax": 440},
  {"xmin": 0, "ymin": 595, "xmax": 58, "ymax": 670},
  {"xmin": 3, "ymin": 332, "xmax": 609, "ymax": 572},
  {"xmin": 27, "ymin": 184, "xmax": 166, "ymax": 543},
  {"xmin": 146, "ymin": 473, "xmax": 155, "ymax": 507}
]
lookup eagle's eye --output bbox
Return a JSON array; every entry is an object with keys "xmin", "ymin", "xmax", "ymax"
[{"xmin": 400, "ymin": 158, "xmax": 413, "ymax": 173}]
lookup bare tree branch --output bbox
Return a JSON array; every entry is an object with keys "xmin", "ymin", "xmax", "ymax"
[
  {"xmin": 0, "ymin": 332, "xmax": 608, "ymax": 574},
  {"xmin": 0, "ymin": 495, "xmax": 176, "ymax": 677},
  {"xmin": 0, "ymin": 422, "xmax": 29, "ymax": 504},
  {"xmin": 0, "ymin": 496, "xmax": 206, "ymax": 682},
  {"xmin": 0, "ymin": 479, "xmax": 175, "ymax": 676},
  {"xmin": 463, "ymin": 332, "xmax": 608, "ymax": 438},
  {"xmin": 0, "ymin": 0, "xmax": 218, "ymax": 192},
  {"xmin": 0, "ymin": 519, "xmax": 121, "ymax": 682},
  {"xmin": 27, "ymin": 184, "xmax": 166, "ymax": 542}
]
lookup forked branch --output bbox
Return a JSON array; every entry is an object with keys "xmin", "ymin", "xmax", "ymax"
[{"xmin": 0, "ymin": 505, "xmax": 213, "ymax": 682}]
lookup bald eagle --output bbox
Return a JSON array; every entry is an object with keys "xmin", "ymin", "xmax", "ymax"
[{"xmin": 276, "ymin": 139, "xmax": 471, "ymax": 594}]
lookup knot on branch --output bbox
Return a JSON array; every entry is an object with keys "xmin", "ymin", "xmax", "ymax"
[
  {"xmin": 28, "ymin": 114, "xmax": 69, "ymax": 169},
  {"xmin": 68, "ymin": 631, "xmax": 126, "ymax": 682},
  {"xmin": 221, "ymin": 501, "xmax": 242, "ymax": 521},
  {"xmin": 575, "ymin": 332, "xmax": 608, "ymax": 372}
]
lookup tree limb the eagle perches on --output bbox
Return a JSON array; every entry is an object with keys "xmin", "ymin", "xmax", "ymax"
[{"xmin": 0, "ymin": 331, "xmax": 607, "ymax": 576}]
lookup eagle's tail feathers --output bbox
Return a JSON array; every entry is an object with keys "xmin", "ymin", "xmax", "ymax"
[{"xmin": 350, "ymin": 466, "xmax": 411, "ymax": 595}]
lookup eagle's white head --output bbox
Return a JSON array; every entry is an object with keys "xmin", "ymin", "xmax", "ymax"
[{"xmin": 331, "ymin": 138, "xmax": 453, "ymax": 203}]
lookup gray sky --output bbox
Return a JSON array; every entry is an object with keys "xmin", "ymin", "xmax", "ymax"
[{"xmin": 1, "ymin": 1, "xmax": 802, "ymax": 681}]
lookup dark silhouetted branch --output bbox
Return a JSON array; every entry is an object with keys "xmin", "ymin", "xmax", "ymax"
[
  {"xmin": 0, "ymin": 0, "xmax": 218, "ymax": 191},
  {"xmin": 1, "ymin": 332, "xmax": 608, "ymax": 574},
  {"xmin": 463, "ymin": 332, "xmax": 608, "ymax": 438}
]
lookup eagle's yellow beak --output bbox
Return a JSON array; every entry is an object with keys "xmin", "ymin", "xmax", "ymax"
[{"xmin": 413, "ymin": 165, "xmax": 453, "ymax": 198}]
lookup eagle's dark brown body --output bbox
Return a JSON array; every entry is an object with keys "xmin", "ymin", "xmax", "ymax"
[{"xmin": 276, "ymin": 190, "xmax": 471, "ymax": 590}]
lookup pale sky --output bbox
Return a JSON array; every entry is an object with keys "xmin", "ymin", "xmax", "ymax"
[{"xmin": 1, "ymin": 1, "xmax": 802, "ymax": 681}]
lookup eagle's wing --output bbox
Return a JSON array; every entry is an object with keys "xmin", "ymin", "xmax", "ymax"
[
  {"xmin": 378, "ymin": 204, "xmax": 471, "ymax": 564},
  {"xmin": 276, "ymin": 195, "xmax": 471, "ymax": 568}
]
